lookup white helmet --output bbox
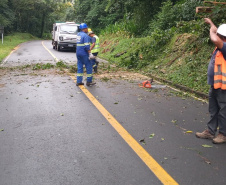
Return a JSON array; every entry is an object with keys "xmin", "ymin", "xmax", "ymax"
[{"xmin": 217, "ymin": 24, "xmax": 226, "ymax": 37}]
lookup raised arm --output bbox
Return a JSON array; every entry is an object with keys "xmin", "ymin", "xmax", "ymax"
[{"xmin": 204, "ymin": 18, "xmax": 223, "ymax": 49}]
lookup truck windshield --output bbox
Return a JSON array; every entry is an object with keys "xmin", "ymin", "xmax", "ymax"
[{"xmin": 60, "ymin": 25, "xmax": 78, "ymax": 34}]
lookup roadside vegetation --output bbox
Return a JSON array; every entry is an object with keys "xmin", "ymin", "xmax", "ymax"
[
  {"xmin": 1, "ymin": 0, "xmax": 226, "ymax": 94},
  {"xmin": 97, "ymin": 0, "xmax": 226, "ymax": 94}
]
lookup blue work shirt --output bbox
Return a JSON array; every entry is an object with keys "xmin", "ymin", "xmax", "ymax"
[
  {"xmin": 76, "ymin": 31, "xmax": 90, "ymax": 56},
  {"xmin": 207, "ymin": 42, "xmax": 226, "ymax": 85}
]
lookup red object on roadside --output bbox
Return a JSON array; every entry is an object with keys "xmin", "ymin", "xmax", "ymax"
[{"xmin": 139, "ymin": 79, "xmax": 153, "ymax": 88}]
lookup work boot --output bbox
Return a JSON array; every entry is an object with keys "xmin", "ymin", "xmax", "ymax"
[
  {"xmin": 76, "ymin": 82, "xmax": 84, "ymax": 86},
  {"xmin": 213, "ymin": 133, "xmax": 226, "ymax": 144},
  {"xmin": 196, "ymin": 129, "xmax": 214, "ymax": 139},
  {"xmin": 86, "ymin": 82, "xmax": 96, "ymax": 86}
]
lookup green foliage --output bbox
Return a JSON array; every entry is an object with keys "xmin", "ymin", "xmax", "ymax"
[
  {"xmin": 0, "ymin": 0, "xmax": 76, "ymax": 37},
  {"xmin": 69, "ymin": 65, "xmax": 77, "ymax": 73},
  {"xmin": 149, "ymin": 0, "xmax": 202, "ymax": 33},
  {"xmin": 56, "ymin": 61, "xmax": 68, "ymax": 68},
  {"xmin": 100, "ymin": 19, "xmax": 138, "ymax": 36},
  {"xmin": 32, "ymin": 63, "xmax": 54, "ymax": 70},
  {"xmin": 210, "ymin": 4, "xmax": 226, "ymax": 27},
  {"xmin": 0, "ymin": 0, "xmax": 15, "ymax": 30}
]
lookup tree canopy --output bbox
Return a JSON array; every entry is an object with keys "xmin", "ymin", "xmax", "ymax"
[{"xmin": 1, "ymin": 0, "xmax": 226, "ymax": 37}]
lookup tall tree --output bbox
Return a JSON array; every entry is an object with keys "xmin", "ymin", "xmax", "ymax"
[{"xmin": 0, "ymin": 0, "xmax": 15, "ymax": 31}]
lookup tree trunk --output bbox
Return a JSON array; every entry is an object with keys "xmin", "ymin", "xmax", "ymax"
[{"xmin": 40, "ymin": 12, "xmax": 46, "ymax": 38}]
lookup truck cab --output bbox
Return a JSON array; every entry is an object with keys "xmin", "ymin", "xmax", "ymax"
[{"xmin": 52, "ymin": 22, "xmax": 80, "ymax": 51}]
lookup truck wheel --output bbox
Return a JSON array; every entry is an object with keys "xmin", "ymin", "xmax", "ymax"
[{"xmin": 57, "ymin": 44, "xmax": 61, "ymax": 51}]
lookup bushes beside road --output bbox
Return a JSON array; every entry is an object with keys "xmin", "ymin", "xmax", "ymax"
[
  {"xmin": 98, "ymin": 0, "xmax": 226, "ymax": 94},
  {"xmin": 99, "ymin": 19, "xmax": 213, "ymax": 94}
]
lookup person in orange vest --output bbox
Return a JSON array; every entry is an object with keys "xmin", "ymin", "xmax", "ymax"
[{"xmin": 196, "ymin": 18, "xmax": 226, "ymax": 144}]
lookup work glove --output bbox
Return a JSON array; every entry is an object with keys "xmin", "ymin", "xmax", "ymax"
[{"xmin": 89, "ymin": 53, "xmax": 96, "ymax": 60}]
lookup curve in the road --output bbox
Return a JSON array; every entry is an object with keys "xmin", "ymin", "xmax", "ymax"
[{"xmin": 1, "ymin": 45, "xmax": 20, "ymax": 66}]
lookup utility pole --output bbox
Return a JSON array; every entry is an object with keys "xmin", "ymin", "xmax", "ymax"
[{"xmin": 0, "ymin": 26, "xmax": 4, "ymax": 44}]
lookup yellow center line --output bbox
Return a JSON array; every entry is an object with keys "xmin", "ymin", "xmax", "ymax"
[
  {"xmin": 42, "ymin": 43, "xmax": 178, "ymax": 184},
  {"xmin": 42, "ymin": 41, "xmax": 59, "ymax": 62},
  {"xmin": 70, "ymin": 76, "xmax": 179, "ymax": 185}
]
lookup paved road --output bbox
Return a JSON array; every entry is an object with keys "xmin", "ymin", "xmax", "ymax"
[
  {"xmin": 1, "ymin": 40, "xmax": 77, "ymax": 66},
  {"xmin": 0, "ymin": 40, "xmax": 226, "ymax": 185}
]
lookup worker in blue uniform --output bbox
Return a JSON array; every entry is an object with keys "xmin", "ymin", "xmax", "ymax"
[{"xmin": 76, "ymin": 23, "xmax": 96, "ymax": 86}]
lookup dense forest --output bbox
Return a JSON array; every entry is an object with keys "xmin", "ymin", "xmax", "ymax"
[{"xmin": 1, "ymin": 0, "xmax": 226, "ymax": 36}]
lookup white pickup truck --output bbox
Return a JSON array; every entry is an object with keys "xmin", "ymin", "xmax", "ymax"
[{"xmin": 52, "ymin": 22, "xmax": 80, "ymax": 51}]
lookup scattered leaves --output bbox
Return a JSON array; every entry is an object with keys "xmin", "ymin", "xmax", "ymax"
[
  {"xmin": 198, "ymin": 154, "xmax": 211, "ymax": 165},
  {"xmin": 0, "ymin": 129, "xmax": 4, "ymax": 131},
  {"xmin": 171, "ymin": 120, "xmax": 177, "ymax": 123},
  {"xmin": 202, "ymin": 144, "xmax": 213, "ymax": 148},
  {"xmin": 60, "ymin": 113, "xmax": 64, "ymax": 116},
  {"xmin": 114, "ymin": 102, "xmax": 118, "ymax": 104},
  {"xmin": 186, "ymin": 130, "xmax": 193, "ymax": 133},
  {"xmin": 139, "ymin": 139, "xmax": 146, "ymax": 145},
  {"xmin": 149, "ymin": 133, "xmax": 155, "ymax": 139}
]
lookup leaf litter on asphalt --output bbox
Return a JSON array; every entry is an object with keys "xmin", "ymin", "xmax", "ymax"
[
  {"xmin": 186, "ymin": 131, "xmax": 193, "ymax": 133},
  {"xmin": 202, "ymin": 144, "xmax": 213, "ymax": 148},
  {"xmin": 171, "ymin": 120, "xmax": 177, "ymax": 123},
  {"xmin": 139, "ymin": 139, "xmax": 146, "ymax": 145},
  {"xmin": 149, "ymin": 133, "xmax": 155, "ymax": 139}
]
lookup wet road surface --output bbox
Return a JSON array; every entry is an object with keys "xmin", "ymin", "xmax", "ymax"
[{"xmin": 0, "ymin": 40, "xmax": 226, "ymax": 185}]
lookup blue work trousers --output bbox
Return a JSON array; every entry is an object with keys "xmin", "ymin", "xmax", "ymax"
[{"xmin": 76, "ymin": 55, "xmax": 92, "ymax": 83}]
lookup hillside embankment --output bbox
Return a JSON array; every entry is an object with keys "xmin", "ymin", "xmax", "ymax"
[{"xmin": 99, "ymin": 30, "xmax": 214, "ymax": 96}]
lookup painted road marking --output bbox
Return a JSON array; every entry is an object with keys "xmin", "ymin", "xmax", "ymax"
[
  {"xmin": 42, "ymin": 43, "xmax": 179, "ymax": 184},
  {"xmin": 70, "ymin": 76, "xmax": 179, "ymax": 185},
  {"xmin": 1, "ymin": 45, "xmax": 20, "ymax": 66},
  {"xmin": 42, "ymin": 41, "xmax": 59, "ymax": 62}
]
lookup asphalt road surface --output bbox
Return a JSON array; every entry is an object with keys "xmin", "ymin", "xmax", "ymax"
[{"xmin": 1, "ymin": 40, "xmax": 226, "ymax": 185}]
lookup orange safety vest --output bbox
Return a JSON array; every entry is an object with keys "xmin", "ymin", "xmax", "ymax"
[{"xmin": 214, "ymin": 48, "xmax": 226, "ymax": 90}]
